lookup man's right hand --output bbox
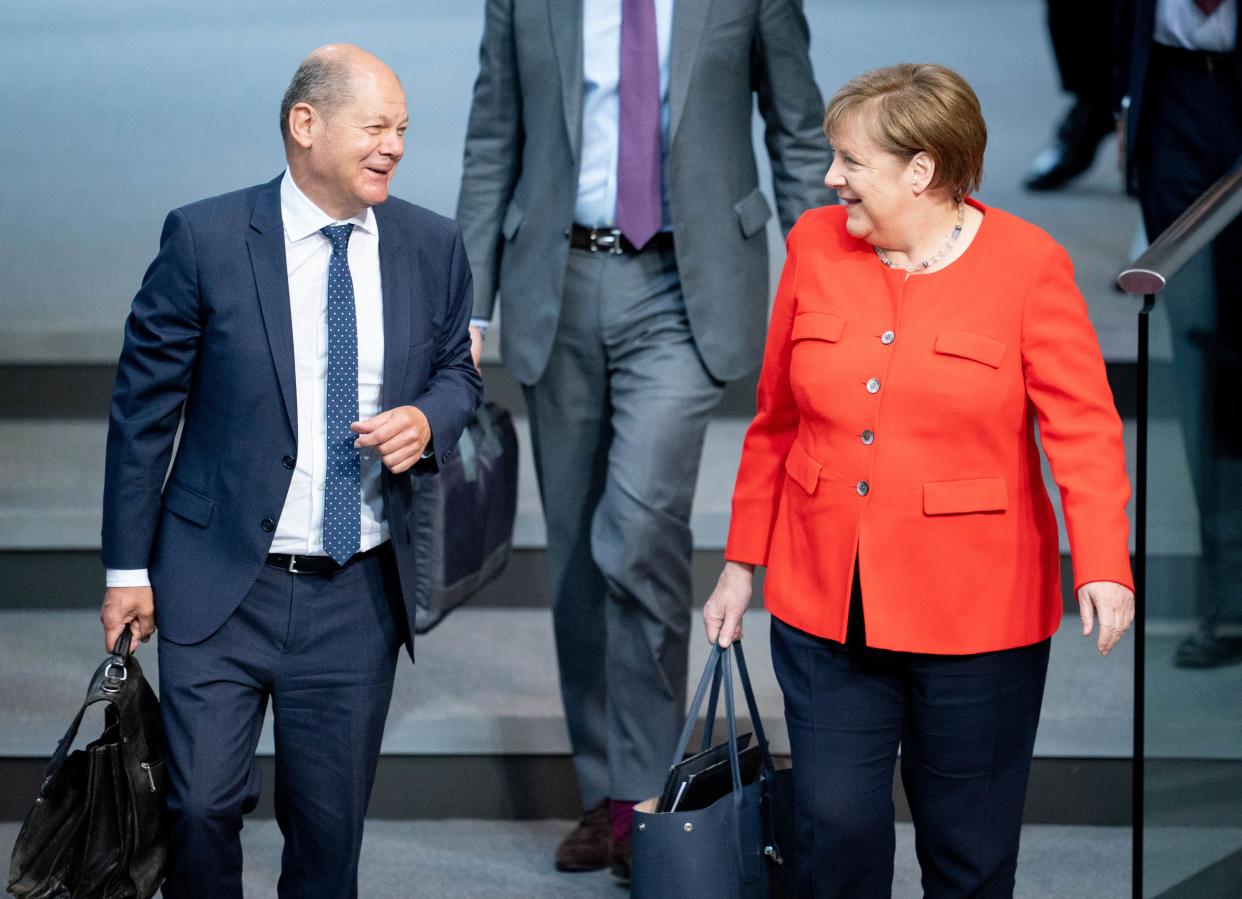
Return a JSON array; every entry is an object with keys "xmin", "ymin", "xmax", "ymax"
[{"xmin": 101, "ymin": 586, "xmax": 155, "ymax": 653}]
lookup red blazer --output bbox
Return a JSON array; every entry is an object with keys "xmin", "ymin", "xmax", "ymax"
[{"xmin": 726, "ymin": 201, "xmax": 1133, "ymax": 654}]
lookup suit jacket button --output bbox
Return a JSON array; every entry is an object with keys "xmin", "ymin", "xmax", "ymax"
[
  {"xmin": 261, "ymin": 518, "xmax": 276, "ymax": 532},
  {"xmin": 881, "ymin": 330, "xmax": 895, "ymax": 345},
  {"xmin": 856, "ymin": 481, "xmax": 870, "ymax": 496},
  {"xmin": 866, "ymin": 378, "xmax": 881, "ymax": 394},
  {"xmin": 281, "ymin": 455, "xmax": 296, "ymax": 469},
  {"xmin": 861, "ymin": 429, "xmax": 875, "ymax": 445}
]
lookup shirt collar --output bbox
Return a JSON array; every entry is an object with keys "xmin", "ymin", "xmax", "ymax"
[{"xmin": 280, "ymin": 169, "xmax": 378, "ymax": 243}]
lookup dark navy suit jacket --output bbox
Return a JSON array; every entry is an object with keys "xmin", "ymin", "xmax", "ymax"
[
  {"xmin": 102, "ymin": 175, "xmax": 482, "ymax": 653},
  {"xmin": 1118, "ymin": 0, "xmax": 1242, "ymax": 194}
]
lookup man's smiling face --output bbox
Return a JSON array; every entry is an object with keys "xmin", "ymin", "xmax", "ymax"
[{"xmin": 304, "ymin": 65, "xmax": 407, "ymax": 219}]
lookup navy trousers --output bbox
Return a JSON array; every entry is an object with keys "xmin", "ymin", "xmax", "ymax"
[
  {"xmin": 770, "ymin": 606, "xmax": 1051, "ymax": 899},
  {"xmin": 157, "ymin": 545, "xmax": 405, "ymax": 899}
]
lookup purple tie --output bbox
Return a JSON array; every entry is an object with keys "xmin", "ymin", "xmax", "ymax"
[
  {"xmin": 616, "ymin": 0, "xmax": 662, "ymax": 250},
  {"xmin": 1195, "ymin": 0, "xmax": 1224, "ymax": 15}
]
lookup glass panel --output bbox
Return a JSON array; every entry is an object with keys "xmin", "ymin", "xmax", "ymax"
[{"xmin": 1142, "ymin": 233, "xmax": 1242, "ymax": 897}]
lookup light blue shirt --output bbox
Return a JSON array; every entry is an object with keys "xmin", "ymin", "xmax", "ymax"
[
  {"xmin": 473, "ymin": 0, "xmax": 675, "ymax": 332},
  {"xmin": 575, "ymin": 0, "xmax": 674, "ymax": 229}
]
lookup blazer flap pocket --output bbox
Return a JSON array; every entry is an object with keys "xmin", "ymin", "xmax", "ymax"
[
  {"xmin": 501, "ymin": 202, "xmax": 525, "ymax": 240},
  {"xmin": 792, "ymin": 312, "xmax": 846, "ymax": 343},
  {"xmin": 162, "ymin": 481, "xmax": 215, "ymax": 527},
  {"xmin": 733, "ymin": 187, "xmax": 774, "ymax": 239},
  {"xmin": 923, "ymin": 478, "xmax": 1009, "ymax": 515},
  {"xmin": 783, "ymin": 441, "xmax": 822, "ymax": 495},
  {"xmin": 934, "ymin": 330, "xmax": 1007, "ymax": 368}
]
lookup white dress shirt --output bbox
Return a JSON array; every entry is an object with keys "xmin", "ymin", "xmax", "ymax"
[
  {"xmin": 106, "ymin": 170, "xmax": 387, "ymax": 588},
  {"xmin": 574, "ymin": 0, "xmax": 675, "ymax": 228},
  {"xmin": 1155, "ymin": 0, "xmax": 1236, "ymax": 52}
]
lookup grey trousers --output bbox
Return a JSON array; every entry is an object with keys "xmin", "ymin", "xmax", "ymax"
[{"xmin": 524, "ymin": 242, "xmax": 724, "ymax": 805}]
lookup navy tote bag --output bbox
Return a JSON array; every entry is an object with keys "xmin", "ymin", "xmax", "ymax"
[{"xmin": 632, "ymin": 641, "xmax": 794, "ymax": 899}]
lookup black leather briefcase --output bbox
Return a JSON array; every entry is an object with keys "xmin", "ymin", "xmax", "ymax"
[
  {"xmin": 408, "ymin": 401, "xmax": 519, "ymax": 633},
  {"xmin": 8, "ymin": 630, "xmax": 167, "ymax": 899}
]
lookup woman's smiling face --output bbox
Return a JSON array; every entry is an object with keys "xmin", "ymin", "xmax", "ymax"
[{"xmin": 824, "ymin": 111, "xmax": 917, "ymax": 246}]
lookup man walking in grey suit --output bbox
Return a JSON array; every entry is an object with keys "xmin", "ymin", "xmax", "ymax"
[{"xmin": 457, "ymin": 0, "xmax": 830, "ymax": 877}]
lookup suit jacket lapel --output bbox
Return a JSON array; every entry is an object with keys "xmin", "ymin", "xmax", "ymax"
[
  {"xmin": 376, "ymin": 204, "xmax": 410, "ymax": 413},
  {"xmin": 247, "ymin": 176, "xmax": 297, "ymax": 436},
  {"xmin": 669, "ymin": 0, "xmax": 715, "ymax": 146},
  {"xmin": 549, "ymin": 0, "xmax": 584, "ymax": 163}
]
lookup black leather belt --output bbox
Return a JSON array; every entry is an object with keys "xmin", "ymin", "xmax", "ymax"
[
  {"xmin": 266, "ymin": 543, "xmax": 387, "ymax": 576},
  {"xmin": 569, "ymin": 224, "xmax": 674, "ymax": 255},
  {"xmin": 1152, "ymin": 43, "xmax": 1238, "ymax": 79}
]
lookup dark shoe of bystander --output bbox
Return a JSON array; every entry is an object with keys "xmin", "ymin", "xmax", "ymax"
[
  {"xmin": 1175, "ymin": 628, "xmax": 1242, "ymax": 669},
  {"xmin": 554, "ymin": 800, "xmax": 612, "ymax": 872},
  {"xmin": 610, "ymin": 831, "xmax": 632, "ymax": 884},
  {"xmin": 1024, "ymin": 98, "xmax": 1114, "ymax": 192}
]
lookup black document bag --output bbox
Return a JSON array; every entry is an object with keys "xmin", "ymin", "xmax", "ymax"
[
  {"xmin": 633, "ymin": 641, "xmax": 795, "ymax": 899},
  {"xmin": 8, "ymin": 631, "xmax": 168, "ymax": 899},
  {"xmin": 408, "ymin": 401, "xmax": 519, "ymax": 633}
]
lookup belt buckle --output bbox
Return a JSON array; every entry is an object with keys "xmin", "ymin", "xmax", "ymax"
[
  {"xmin": 589, "ymin": 227, "xmax": 625, "ymax": 255},
  {"xmin": 287, "ymin": 555, "xmax": 306, "ymax": 575}
]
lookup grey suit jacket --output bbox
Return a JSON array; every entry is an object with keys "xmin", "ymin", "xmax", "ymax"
[{"xmin": 457, "ymin": 0, "xmax": 832, "ymax": 385}]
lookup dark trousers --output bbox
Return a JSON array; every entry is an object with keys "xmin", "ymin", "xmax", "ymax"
[
  {"xmin": 770, "ymin": 605, "xmax": 1051, "ymax": 899},
  {"xmin": 157, "ymin": 545, "xmax": 405, "ymax": 899},
  {"xmin": 1136, "ymin": 51, "xmax": 1242, "ymax": 626},
  {"xmin": 1046, "ymin": 0, "xmax": 1114, "ymax": 104}
]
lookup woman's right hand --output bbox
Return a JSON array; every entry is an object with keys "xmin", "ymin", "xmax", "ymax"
[{"xmin": 703, "ymin": 561, "xmax": 756, "ymax": 647}]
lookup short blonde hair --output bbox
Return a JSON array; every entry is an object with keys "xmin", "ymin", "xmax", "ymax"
[{"xmin": 823, "ymin": 64, "xmax": 986, "ymax": 200}]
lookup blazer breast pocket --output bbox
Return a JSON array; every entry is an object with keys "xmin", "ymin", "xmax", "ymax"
[
  {"xmin": 161, "ymin": 480, "xmax": 215, "ymax": 528},
  {"xmin": 933, "ymin": 330, "xmax": 1007, "ymax": 368},
  {"xmin": 791, "ymin": 312, "xmax": 845, "ymax": 344}
]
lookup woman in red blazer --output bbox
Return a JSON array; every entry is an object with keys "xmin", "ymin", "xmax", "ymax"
[{"xmin": 703, "ymin": 64, "xmax": 1134, "ymax": 897}]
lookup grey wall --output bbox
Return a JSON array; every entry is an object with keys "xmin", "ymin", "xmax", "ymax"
[{"xmin": 4, "ymin": 0, "xmax": 1137, "ymax": 365}]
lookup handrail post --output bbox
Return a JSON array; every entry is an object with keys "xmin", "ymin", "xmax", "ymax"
[{"xmin": 1132, "ymin": 293, "xmax": 1153, "ymax": 899}]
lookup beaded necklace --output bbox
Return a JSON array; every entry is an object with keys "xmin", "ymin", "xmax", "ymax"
[{"xmin": 874, "ymin": 202, "xmax": 965, "ymax": 272}]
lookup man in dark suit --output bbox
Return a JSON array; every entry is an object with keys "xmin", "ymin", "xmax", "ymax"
[
  {"xmin": 99, "ymin": 45, "xmax": 481, "ymax": 896},
  {"xmin": 1024, "ymin": 0, "xmax": 1118, "ymax": 190},
  {"xmin": 457, "ymin": 0, "xmax": 831, "ymax": 877},
  {"xmin": 1120, "ymin": 0, "xmax": 1242, "ymax": 666}
]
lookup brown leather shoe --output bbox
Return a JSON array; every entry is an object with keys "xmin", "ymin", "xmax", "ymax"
[
  {"xmin": 610, "ymin": 831, "xmax": 632, "ymax": 883},
  {"xmin": 554, "ymin": 800, "xmax": 612, "ymax": 872}
]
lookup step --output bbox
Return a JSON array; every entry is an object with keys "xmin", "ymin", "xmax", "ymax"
[
  {"xmin": 0, "ymin": 413, "xmax": 1198, "ymax": 556},
  {"xmin": 0, "ymin": 608, "xmax": 1151, "ymax": 761},
  {"xmin": 0, "ymin": 819, "xmax": 1174, "ymax": 898}
]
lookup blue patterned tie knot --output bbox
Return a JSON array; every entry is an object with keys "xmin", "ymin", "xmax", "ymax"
[
  {"xmin": 320, "ymin": 223, "xmax": 361, "ymax": 565},
  {"xmin": 321, "ymin": 223, "xmax": 353, "ymax": 252}
]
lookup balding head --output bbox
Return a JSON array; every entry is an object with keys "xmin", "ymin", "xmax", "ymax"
[
  {"xmin": 281, "ymin": 45, "xmax": 408, "ymax": 220},
  {"xmin": 279, "ymin": 44, "xmax": 402, "ymax": 146}
]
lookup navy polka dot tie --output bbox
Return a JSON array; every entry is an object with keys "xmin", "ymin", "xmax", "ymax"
[{"xmin": 320, "ymin": 224, "xmax": 361, "ymax": 565}]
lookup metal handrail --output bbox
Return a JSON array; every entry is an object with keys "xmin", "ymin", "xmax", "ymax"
[
  {"xmin": 1117, "ymin": 159, "xmax": 1242, "ymax": 295},
  {"xmin": 1116, "ymin": 157, "xmax": 1242, "ymax": 899}
]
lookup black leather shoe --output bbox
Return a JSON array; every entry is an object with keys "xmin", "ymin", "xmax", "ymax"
[
  {"xmin": 1175, "ymin": 629, "xmax": 1242, "ymax": 669},
  {"xmin": 554, "ymin": 800, "xmax": 612, "ymax": 872},
  {"xmin": 1024, "ymin": 100, "xmax": 1113, "ymax": 191}
]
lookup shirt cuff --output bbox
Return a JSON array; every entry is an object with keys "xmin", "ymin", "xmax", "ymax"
[
  {"xmin": 469, "ymin": 318, "xmax": 490, "ymax": 333},
  {"xmin": 106, "ymin": 568, "xmax": 151, "ymax": 588}
]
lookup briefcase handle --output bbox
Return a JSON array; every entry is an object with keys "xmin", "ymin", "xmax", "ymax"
[{"xmin": 37, "ymin": 630, "xmax": 137, "ymax": 800}]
